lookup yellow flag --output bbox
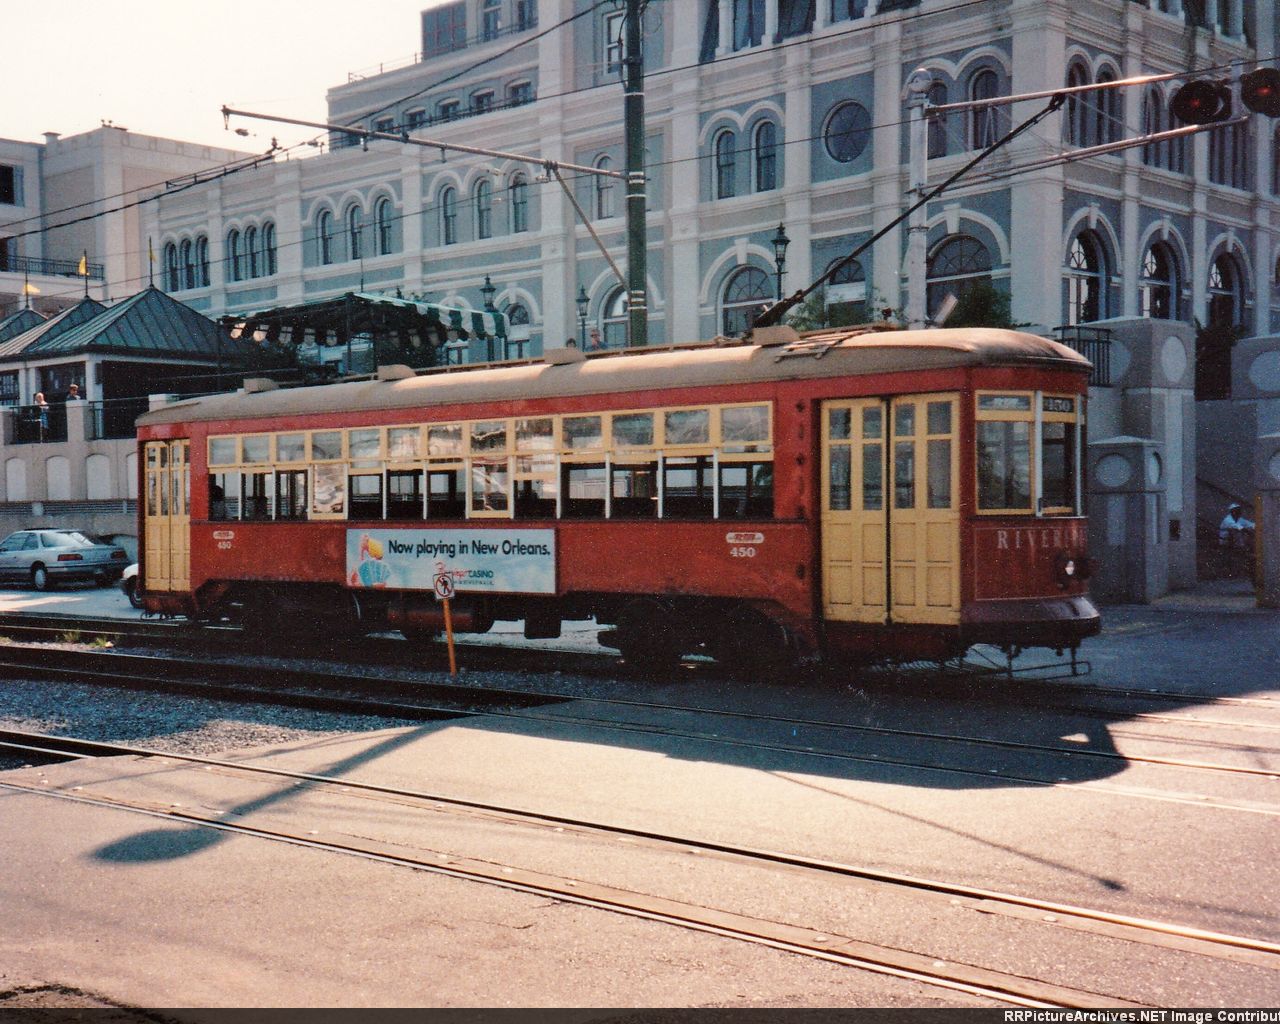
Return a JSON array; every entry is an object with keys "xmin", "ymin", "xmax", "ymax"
[
  {"xmin": 77, "ymin": 254, "xmax": 88, "ymax": 277},
  {"xmin": 22, "ymin": 282, "xmax": 40, "ymax": 296}
]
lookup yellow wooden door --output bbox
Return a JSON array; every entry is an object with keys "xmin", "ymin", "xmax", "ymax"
[
  {"xmin": 143, "ymin": 439, "xmax": 190, "ymax": 593},
  {"xmin": 888, "ymin": 395, "xmax": 960, "ymax": 624},
  {"xmin": 821, "ymin": 400, "xmax": 888, "ymax": 623}
]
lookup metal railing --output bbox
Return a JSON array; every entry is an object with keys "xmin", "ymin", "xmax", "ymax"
[
  {"xmin": 0, "ymin": 253, "xmax": 104, "ymax": 282},
  {"xmin": 10, "ymin": 402, "xmax": 68, "ymax": 444},
  {"xmin": 88, "ymin": 398, "xmax": 150, "ymax": 440},
  {"xmin": 1052, "ymin": 325, "xmax": 1112, "ymax": 387}
]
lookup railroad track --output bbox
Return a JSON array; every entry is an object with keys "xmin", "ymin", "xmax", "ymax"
[
  {"xmin": 6, "ymin": 727, "xmax": 1279, "ymax": 1006},
  {"xmin": 3, "ymin": 644, "xmax": 1279, "ymax": 817}
]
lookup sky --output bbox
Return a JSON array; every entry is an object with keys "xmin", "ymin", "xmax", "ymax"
[{"xmin": 8, "ymin": 1, "xmax": 445, "ymax": 151}]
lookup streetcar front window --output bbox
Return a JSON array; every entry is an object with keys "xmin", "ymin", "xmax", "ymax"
[
  {"xmin": 1041, "ymin": 421, "xmax": 1077, "ymax": 511},
  {"xmin": 977, "ymin": 421, "xmax": 1032, "ymax": 511}
]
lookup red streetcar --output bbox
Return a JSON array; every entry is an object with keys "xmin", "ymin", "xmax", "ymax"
[{"xmin": 135, "ymin": 325, "xmax": 1099, "ymax": 668}]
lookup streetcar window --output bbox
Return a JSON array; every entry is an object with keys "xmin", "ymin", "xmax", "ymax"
[
  {"xmin": 894, "ymin": 441, "xmax": 915, "ymax": 509},
  {"xmin": 719, "ymin": 461, "xmax": 772, "ymax": 518},
  {"xmin": 977, "ymin": 421, "xmax": 1032, "ymax": 510},
  {"xmin": 241, "ymin": 435, "xmax": 270, "ymax": 464},
  {"xmin": 515, "ymin": 418, "xmax": 555, "ymax": 452},
  {"xmin": 427, "ymin": 469, "xmax": 465, "ymax": 518},
  {"xmin": 387, "ymin": 427, "xmax": 421, "ymax": 460},
  {"xmin": 563, "ymin": 416, "xmax": 603, "ymax": 451},
  {"xmin": 209, "ymin": 472, "xmax": 238, "ymax": 520},
  {"xmin": 209, "ymin": 438, "xmax": 236, "ymax": 466},
  {"xmin": 862, "ymin": 406, "xmax": 882, "ymax": 439},
  {"xmin": 277, "ymin": 434, "xmax": 306, "ymax": 463},
  {"xmin": 1041, "ymin": 421, "xmax": 1077, "ymax": 511},
  {"xmin": 349, "ymin": 428, "xmax": 382, "ymax": 460},
  {"xmin": 514, "ymin": 455, "xmax": 557, "ymax": 519},
  {"xmin": 894, "ymin": 403, "xmax": 915, "ymax": 438},
  {"xmin": 470, "ymin": 421, "xmax": 507, "ymax": 455},
  {"xmin": 927, "ymin": 401, "xmax": 951, "ymax": 436},
  {"xmin": 311, "ymin": 431, "xmax": 343, "ymax": 461},
  {"xmin": 862, "ymin": 444, "xmax": 883, "ymax": 510},
  {"xmin": 828, "ymin": 408, "xmax": 851, "ymax": 441},
  {"xmin": 387, "ymin": 470, "xmax": 423, "ymax": 520},
  {"xmin": 611, "ymin": 462, "xmax": 657, "ymax": 518},
  {"xmin": 242, "ymin": 472, "xmax": 272, "ymax": 521},
  {"xmin": 276, "ymin": 470, "xmax": 307, "ymax": 520},
  {"xmin": 721, "ymin": 405, "xmax": 769, "ymax": 450},
  {"xmin": 612, "ymin": 412, "xmax": 654, "ymax": 448},
  {"xmin": 663, "ymin": 455, "xmax": 714, "ymax": 517},
  {"xmin": 470, "ymin": 458, "xmax": 510, "ymax": 514},
  {"xmin": 312, "ymin": 464, "xmax": 346, "ymax": 515},
  {"xmin": 927, "ymin": 440, "xmax": 952, "ymax": 509},
  {"xmin": 561, "ymin": 463, "xmax": 606, "ymax": 518},
  {"xmin": 664, "ymin": 409, "xmax": 710, "ymax": 446},
  {"xmin": 349, "ymin": 473, "xmax": 383, "ymax": 519},
  {"xmin": 828, "ymin": 446, "xmax": 851, "ymax": 510},
  {"xmin": 428, "ymin": 424, "xmax": 463, "ymax": 457}
]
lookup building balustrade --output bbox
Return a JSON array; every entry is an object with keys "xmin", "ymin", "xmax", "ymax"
[{"xmin": 0, "ymin": 253, "xmax": 104, "ymax": 282}]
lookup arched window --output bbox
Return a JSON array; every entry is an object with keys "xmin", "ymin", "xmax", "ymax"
[
  {"xmin": 1141, "ymin": 86, "xmax": 1164, "ymax": 167},
  {"xmin": 594, "ymin": 156, "xmax": 615, "ymax": 219},
  {"xmin": 180, "ymin": 239, "xmax": 194, "ymax": 290},
  {"xmin": 754, "ymin": 122, "xmax": 777, "ymax": 192},
  {"xmin": 164, "ymin": 242, "xmax": 180, "ymax": 291},
  {"xmin": 601, "ymin": 287, "xmax": 629, "ymax": 348},
  {"xmin": 715, "ymin": 129, "xmax": 737, "ymax": 199},
  {"xmin": 347, "ymin": 206, "xmax": 363, "ymax": 260},
  {"xmin": 927, "ymin": 80, "xmax": 949, "ymax": 159},
  {"xmin": 1208, "ymin": 251, "xmax": 1246, "ymax": 327},
  {"xmin": 1210, "ymin": 120, "xmax": 1250, "ymax": 189},
  {"xmin": 475, "ymin": 180, "xmax": 493, "ymax": 240},
  {"xmin": 1140, "ymin": 241, "xmax": 1180, "ymax": 320},
  {"xmin": 375, "ymin": 199, "xmax": 393, "ymax": 255},
  {"xmin": 263, "ymin": 222, "xmax": 277, "ymax": 276},
  {"xmin": 969, "ymin": 68, "xmax": 1003, "ymax": 150},
  {"xmin": 441, "ymin": 187, "xmax": 457, "ymax": 245},
  {"xmin": 926, "ymin": 235, "xmax": 992, "ymax": 317},
  {"xmin": 244, "ymin": 226, "xmax": 258, "ymax": 279},
  {"xmin": 317, "ymin": 212, "xmax": 334, "ymax": 265},
  {"xmin": 504, "ymin": 302, "xmax": 531, "ymax": 358},
  {"xmin": 196, "ymin": 236, "xmax": 210, "ymax": 286},
  {"xmin": 510, "ymin": 175, "xmax": 529, "ymax": 233},
  {"xmin": 721, "ymin": 266, "xmax": 771, "ymax": 336},
  {"xmin": 1065, "ymin": 230, "xmax": 1109, "ymax": 325},
  {"xmin": 1095, "ymin": 67, "xmax": 1121, "ymax": 145},
  {"xmin": 824, "ymin": 256, "xmax": 866, "ymax": 324},
  {"xmin": 1064, "ymin": 61, "xmax": 1091, "ymax": 146},
  {"xmin": 226, "ymin": 230, "xmax": 242, "ymax": 282}
]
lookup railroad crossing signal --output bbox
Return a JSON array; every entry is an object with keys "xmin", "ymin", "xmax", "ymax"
[
  {"xmin": 1171, "ymin": 69, "xmax": 1280, "ymax": 125},
  {"xmin": 1241, "ymin": 68, "xmax": 1280, "ymax": 118}
]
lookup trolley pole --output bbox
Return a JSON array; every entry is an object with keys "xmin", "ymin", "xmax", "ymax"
[
  {"xmin": 904, "ymin": 68, "xmax": 933, "ymax": 329},
  {"xmin": 623, "ymin": 0, "xmax": 648, "ymax": 347}
]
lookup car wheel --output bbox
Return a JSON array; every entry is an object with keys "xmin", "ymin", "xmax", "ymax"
[
  {"xmin": 30, "ymin": 564, "xmax": 52, "ymax": 591},
  {"xmin": 124, "ymin": 576, "xmax": 144, "ymax": 609}
]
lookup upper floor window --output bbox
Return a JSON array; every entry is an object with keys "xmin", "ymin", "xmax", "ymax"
[
  {"xmin": 423, "ymin": 0, "xmax": 466, "ymax": 58},
  {"xmin": 1094, "ymin": 67, "xmax": 1121, "ymax": 145},
  {"xmin": 1140, "ymin": 241, "xmax": 1180, "ymax": 321},
  {"xmin": 1208, "ymin": 252, "xmax": 1246, "ymax": 327},
  {"xmin": 227, "ymin": 229, "xmax": 243, "ymax": 282},
  {"xmin": 180, "ymin": 239, "xmax": 195, "ymax": 290},
  {"xmin": 347, "ymin": 206, "xmax": 363, "ymax": 261},
  {"xmin": 754, "ymin": 122, "xmax": 777, "ymax": 192},
  {"xmin": 472, "ymin": 90, "xmax": 495, "ymax": 113},
  {"xmin": 196, "ymin": 236, "xmax": 210, "ymax": 286},
  {"xmin": 824, "ymin": 101, "xmax": 871, "ymax": 163},
  {"xmin": 317, "ymin": 211, "xmax": 334, "ymax": 265},
  {"xmin": 1065, "ymin": 230, "xmax": 1109, "ymax": 325},
  {"xmin": 375, "ymin": 198, "xmax": 393, "ymax": 255},
  {"xmin": 927, "ymin": 80, "xmax": 949, "ymax": 159},
  {"xmin": 927, "ymin": 234, "xmax": 992, "ymax": 318},
  {"xmin": 714, "ymin": 130, "xmax": 737, "ymax": 199},
  {"xmin": 968, "ymin": 68, "xmax": 1004, "ymax": 149},
  {"xmin": 475, "ymin": 180, "xmax": 493, "ymax": 240},
  {"xmin": 1064, "ymin": 61, "xmax": 1091, "ymax": 147},
  {"xmin": 481, "ymin": 0, "xmax": 501, "ymax": 41},
  {"xmin": 595, "ymin": 156, "xmax": 615, "ymax": 219},
  {"xmin": 508, "ymin": 81, "xmax": 533, "ymax": 106},
  {"xmin": 373, "ymin": 116, "xmax": 395, "ymax": 134},
  {"xmin": 263, "ymin": 222, "xmax": 277, "ymax": 276},
  {"xmin": 441, "ymin": 187, "xmax": 458, "ymax": 245},
  {"xmin": 515, "ymin": 0, "xmax": 536, "ymax": 30},
  {"xmin": 164, "ymin": 242, "xmax": 180, "ymax": 292},
  {"xmin": 245, "ymin": 226, "xmax": 259, "ymax": 278},
  {"xmin": 438, "ymin": 99, "xmax": 461, "ymax": 121},
  {"xmin": 830, "ymin": 0, "xmax": 868, "ymax": 21},
  {"xmin": 510, "ymin": 175, "xmax": 529, "ymax": 233},
  {"xmin": 406, "ymin": 109, "xmax": 426, "ymax": 130},
  {"xmin": 605, "ymin": 10, "xmax": 625, "ymax": 73},
  {"xmin": 1210, "ymin": 120, "xmax": 1251, "ymax": 190},
  {"xmin": 0, "ymin": 165, "xmax": 19, "ymax": 206},
  {"xmin": 601, "ymin": 287, "xmax": 629, "ymax": 347},
  {"xmin": 722, "ymin": 267, "xmax": 770, "ymax": 336},
  {"xmin": 824, "ymin": 256, "xmax": 866, "ymax": 324},
  {"xmin": 777, "ymin": 0, "xmax": 814, "ymax": 38},
  {"xmin": 733, "ymin": 0, "xmax": 765, "ymax": 51}
]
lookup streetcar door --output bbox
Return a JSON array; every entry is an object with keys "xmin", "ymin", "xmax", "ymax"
[
  {"xmin": 821, "ymin": 396, "xmax": 959, "ymax": 625},
  {"xmin": 886, "ymin": 395, "xmax": 960, "ymax": 625},
  {"xmin": 144, "ymin": 439, "xmax": 190, "ymax": 592},
  {"xmin": 821, "ymin": 400, "xmax": 888, "ymax": 623}
]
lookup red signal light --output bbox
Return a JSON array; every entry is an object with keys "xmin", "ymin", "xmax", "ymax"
[
  {"xmin": 1170, "ymin": 80, "xmax": 1231, "ymax": 125},
  {"xmin": 1242, "ymin": 68, "xmax": 1280, "ymax": 117}
]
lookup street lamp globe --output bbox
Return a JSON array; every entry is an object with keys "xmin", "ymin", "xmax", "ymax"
[{"xmin": 771, "ymin": 222, "xmax": 790, "ymax": 301}]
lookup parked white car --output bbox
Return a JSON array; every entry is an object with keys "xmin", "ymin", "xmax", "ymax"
[{"xmin": 121, "ymin": 563, "xmax": 144, "ymax": 608}]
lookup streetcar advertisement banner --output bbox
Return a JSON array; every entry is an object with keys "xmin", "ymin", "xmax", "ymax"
[{"xmin": 345, "ymin": 529, "xmax": 556, "ymax": 594}]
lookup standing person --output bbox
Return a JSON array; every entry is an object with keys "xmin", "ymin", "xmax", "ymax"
[
  {"xmin": 1219, "ymin": 502, "xmax": 1256, "ymax": 578},
  {"xmin": 34, "ymin": 392, "xmax": 49, "ymax": 439},
  {"xmin": 67, "ymin": 383, "xmax": 81, "ymax": 401},
  {"xmin": 588, "ymin": 327, "xmax": 603, "ymax": 351}
]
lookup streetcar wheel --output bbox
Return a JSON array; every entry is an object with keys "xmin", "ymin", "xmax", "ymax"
[
  {"xmin": 616, "ymin": 599, "xmax": 682, "ymax": 672},
  {"xmin": 30, "ymin": 564, "xmax": 53, "ymax": 592},
  {"xmin": 709, "ymin": 606, "xmax": 793, "ymax": 673}
]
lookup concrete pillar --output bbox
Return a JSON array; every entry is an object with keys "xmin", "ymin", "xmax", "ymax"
[
  {"xmin": 275, "ymin": 163, "xmax": 304, "ymax": 308},
  {"xmin": 717, "ymin": 0, "xmax": 731, "ymax": 56},
  {"xmin": 1256, "ymin": 433, "xmax": 1280, "ymax": 607},
  {"xmin": 870, "ymin": 19, "xmax": 904, "ymax": 310},
  {"xmin": 400, "ymin": 149, "xmax": 425, "ymax": 298},
  {"xmin": 1087, "ymin": 436, "xmax": 1169, "ymax": 603},
  {"xmin": 669, "ymin": 1, "xmax": 702, "ymax": 342},
  {"xmin": 1227, "ymin": 0, "xmax": 1243, "ymax": 38},
  {"xmin": 763, "ymin": 0, "xmax": 778, "ymax": 44},
  {"xmin": 1203, "ymin": 0, "xmax": 1220, "ymax": 33},
  {"xmin": 782, "ymin": 39, "xmax": 813, "ymax": 295}
]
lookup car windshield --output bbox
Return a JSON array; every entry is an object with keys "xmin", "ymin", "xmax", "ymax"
[{"xmin": 43, "ymin": 531, "xmax": 95, "ymax": 548}]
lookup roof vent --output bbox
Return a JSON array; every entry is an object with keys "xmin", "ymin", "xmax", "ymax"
[
  {"xmin": 545, "ymin": 345, "xmax": 586, "ymax": 365},
  {"xmin": 242, "ymin": 378, "xmax": 279, "ymax": 394},
  {"xmin": 749, "ymin": 325, "xmax": 801, "ymax": 347},
  {"xmin": 377, "ymin": 364, "xmax": 416, "ymax": 381}
]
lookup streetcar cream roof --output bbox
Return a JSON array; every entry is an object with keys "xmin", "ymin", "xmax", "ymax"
[{"xmin": 139, "ymin": 328, "xmax": 1088, "ymax": 428}]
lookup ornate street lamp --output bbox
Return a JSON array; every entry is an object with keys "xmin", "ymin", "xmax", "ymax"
[
  {"xmin": 480, "ymin": 275, "xmax": 497, "ymax": 360},
  {"xmin": 771, "ymin": 222, "xmax": 790, "ymax": 302},
  {"xmin": 576, "ymin": 286, "xmax": 589, "ymax": 348}
]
